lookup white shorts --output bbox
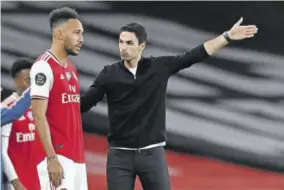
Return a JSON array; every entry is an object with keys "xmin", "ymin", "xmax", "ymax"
[{"xmin": 37, "ymin": 155, "xmax": 88, "ymax": 190}]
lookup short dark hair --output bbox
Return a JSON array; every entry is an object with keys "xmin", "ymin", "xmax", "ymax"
[
  {"xmin": 120, "ymin": 23, "xmax": 147, "ymax": 44},
  {"xmin": 49, "ymin": 7, "xmax": 79, "ymax": 29},
  {"xmin": 10, "ymin": 57, "xmax": 34, "ymax": 79}
]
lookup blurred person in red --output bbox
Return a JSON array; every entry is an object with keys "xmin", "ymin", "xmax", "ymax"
[
  {"xmin": 30, "ymin": 7, "xmax": 87, "ymax": 189},
  {"xmin": 1, "ymin": 58, "xmax": 41, "ymax": 190}
]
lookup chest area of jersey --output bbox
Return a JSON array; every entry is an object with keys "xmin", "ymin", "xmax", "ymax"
[
  {"xmin": 12, "ymin": 109, "xmax": 36, "ymax": 143},
  {"xmin": 54, "ymin": 67, "xmax": 79, "ymax": 90},
  {"xmin": 51, "ymin": 67, "xmax": 80, "ymax": 104}
]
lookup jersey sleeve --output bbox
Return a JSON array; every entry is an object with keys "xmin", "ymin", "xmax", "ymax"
[
  {"xmin": 2, "ymin": 123, "xmax": 12, "ymax": 136},
  {"xmin": 30, "ymin": 60, "xmax": 54, "ymax": 99},
  {"xmin": 1, "ymin": 123, "xmax": 18, "ymax": 181}
]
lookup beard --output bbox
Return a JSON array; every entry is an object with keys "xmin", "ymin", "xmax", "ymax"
[
  {"xmin": 65, "ymin": 47, "xmax": 79, "ymax": 56},
  {"xmin": 64, "ymin": 37, "xmax": 80, "ymax": 56}
]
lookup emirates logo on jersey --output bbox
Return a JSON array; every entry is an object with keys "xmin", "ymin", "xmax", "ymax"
[
  {"xmin": 61, "ymin": 93, "xmax": 80, "ymax": 104},
  {"xmin": 28, "ymin": 123, "xmax": 35, "ymax": 131},
  {"xmin": 65, "ymin": 72, "xmax": 71, "ymax": 81},
  {"xmin": 16, "ymin": 123, "xmax": 36, "ymax": 143}
]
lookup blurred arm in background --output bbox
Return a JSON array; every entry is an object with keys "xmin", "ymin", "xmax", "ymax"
[{"xmin": 1, "ymin": 88, "xmax": 31, "ymax": 126}]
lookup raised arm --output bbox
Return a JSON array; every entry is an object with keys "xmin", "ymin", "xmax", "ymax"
[
  {"xmin": 160, "ymin": 17, "xmax": 258, "ymax": 75},
  {"xmin": 204, "ymin": 17, "xmax": 257, "ymax": 55},
  {"xmin": 80, "ymin": 66, "xmax": 108, "ymax": 113}
]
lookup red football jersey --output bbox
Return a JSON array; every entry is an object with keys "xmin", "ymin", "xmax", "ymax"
[
  {"xmin": 30, "ymin": 50, "xmax": 85, "ymax": 163},
  {"xmin": 2, "ymin": 97, "xmax": 41, "ymax": 190}
]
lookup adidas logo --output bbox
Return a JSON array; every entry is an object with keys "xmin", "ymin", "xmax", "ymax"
[
  {"xmin": 60, "ymin": 74, "xmax": 65, "ymax": 80},
  {"xmin": 72, "ymin": 72, "xmax": 78, "ymax": 81}
]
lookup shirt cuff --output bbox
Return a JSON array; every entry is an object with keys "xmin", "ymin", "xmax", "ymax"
[{"xmin": 198, "ymin": 44, "xmax": 210, "ymax": 58}]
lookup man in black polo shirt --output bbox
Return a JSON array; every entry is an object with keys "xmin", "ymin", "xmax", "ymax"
[{"xmin": 81, "ymin": 17, "xmax": 258, "ymax": 190}]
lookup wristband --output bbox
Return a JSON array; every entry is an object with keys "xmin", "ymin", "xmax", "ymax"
[
  {"xmin": 47, "ymin": 155, "xmax": 57, "ymax": 160},
  {"xmin": 223, "ymin": 31, "xmax": 233, "ymax": 42}
]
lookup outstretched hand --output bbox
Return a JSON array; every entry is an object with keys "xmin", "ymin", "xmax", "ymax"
[{"xmin": 228, "ymin": 17, "xmax": 258, "ymax": 40}]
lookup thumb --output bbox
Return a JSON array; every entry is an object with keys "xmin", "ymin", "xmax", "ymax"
[{"xmin": 234, "ymin": 17, "xmax": 243, "ymax": 26}]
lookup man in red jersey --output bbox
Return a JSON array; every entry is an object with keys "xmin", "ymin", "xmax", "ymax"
[
  {"xmin": 30, "ymin": 7, "xmax": 86, "ymax": 189},
  {"xmin": 2, "ymin": 58, "xmax": 41, "ymax": 190}
]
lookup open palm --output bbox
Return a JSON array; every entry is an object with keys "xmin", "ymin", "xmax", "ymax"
[{"xmin": 228, "ymin": 17, "xmax": 258, "ymax": 40}]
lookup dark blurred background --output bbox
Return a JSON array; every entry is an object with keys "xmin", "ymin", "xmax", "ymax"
[{"xmin": 1, "ymin": 1, "xmax": 284, "ymax": 189}]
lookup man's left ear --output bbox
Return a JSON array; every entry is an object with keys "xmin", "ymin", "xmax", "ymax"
[{"xmin": 140, "ymin": 42, "xmax": 146, "ymax": 51}]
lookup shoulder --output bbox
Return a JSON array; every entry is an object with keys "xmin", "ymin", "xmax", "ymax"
[
  {"xmin": 108, "ymin": 61, "xmax": 121, "ymax": 69},
  {"xmin": 99, "ymin": 61, "xmax": 120, "ymax": 74},
  {"xmin": 31, "ymin": 60, "xmax": 52, "ymax": 71},
  {"xmin": 93, "ymin": 62, "xmax": 119, "ymax": 84},
  {"xmin": 33, "ymin": 51, "xmax": 57, "ymax": 71},
  {"xmin": 31, "ymin": 60, "xmax": 53, "ymax": 80}
]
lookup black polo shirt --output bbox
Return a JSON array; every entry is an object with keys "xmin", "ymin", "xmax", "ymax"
[{"xmin": 81, "ymin": 44, "xmax": 209, "ymax": 148}]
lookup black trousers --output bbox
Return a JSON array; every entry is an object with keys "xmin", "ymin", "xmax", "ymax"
[{"xmin": 107, "ymin": 146, "xmax": 171, "ymax": 190}]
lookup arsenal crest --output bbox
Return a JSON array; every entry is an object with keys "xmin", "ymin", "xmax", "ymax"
[{"xmin": 65, "ymin": 72, "xmax": 71, "ymax": 81}]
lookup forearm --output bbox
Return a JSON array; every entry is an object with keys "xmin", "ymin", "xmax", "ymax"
[
  {"xmin": 204, "ymin": 17, "xmax": 258, "ymax": 55},
  {"xmin": 81, "ymin": 67, "xmax": 108, "ymax": 113},
  {"xmin": 164, "ymin": 44, "xmax": 209, "ymax": 75},
  {"xmin": 80, "ymin": 86, "xmax": 105, "ymax": 113},
  {"xmin": 160, "ymin": 17, "xmax": 257, "ymax": 75},
  {"xmin": 33, "ymin": 115, "xmax": 56, "ymax": 157},
  {"xmin": 1, "ymin": 90, "xmax": 31, "ymax": 126},
  {"xmin": 1, "ymin": 105, "xmax": 28, "ymax": 126},
  {"xmin": 80, "ymin": 94, "xmax": 93, "ymax": 113},
  {"xmin": 1, "ymin": 107, "xmax": 19, "ymax": 126},
  {"xmin": 203, "ymin": 33, "xmax": 229, "ymax": 56}
]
